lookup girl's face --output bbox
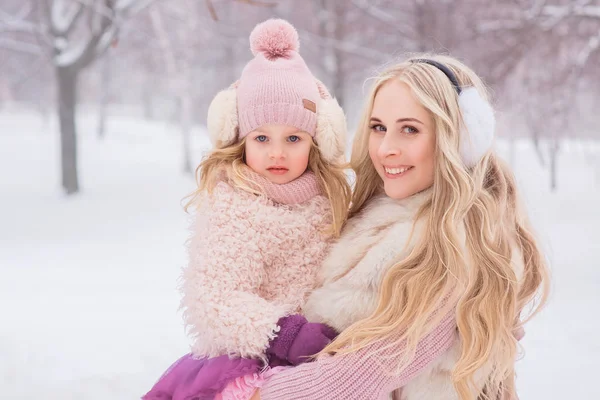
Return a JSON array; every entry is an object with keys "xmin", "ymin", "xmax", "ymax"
[
  {"xmin": 245, "ymin": 124, "xmax": 312, "ymax": 184},
  {"xmin": 368, "ymin": 80, "xmax": 436, "ymax": 200}
]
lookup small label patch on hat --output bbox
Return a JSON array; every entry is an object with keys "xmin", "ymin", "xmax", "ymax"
[{"xmin": 302, "ymin": 99, "xmax": 316, "ymax": 113}]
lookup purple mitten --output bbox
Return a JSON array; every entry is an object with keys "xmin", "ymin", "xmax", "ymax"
[
  {"xmin": 267, "ymin": 314, "xmax": 308, "ymax": 362},
  {"xmin": 287, "ymin": 322, "xmax": 339, "ymax": 365}
]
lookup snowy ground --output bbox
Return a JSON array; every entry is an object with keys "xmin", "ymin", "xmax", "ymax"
[{"xmin": 1, "ymin": 107, "xmax": 598, "ymax": 399}]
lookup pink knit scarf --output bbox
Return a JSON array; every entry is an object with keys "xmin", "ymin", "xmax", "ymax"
[{"xmin": 243, "ymin": 168, "xmax": 322, "ymax": 205}]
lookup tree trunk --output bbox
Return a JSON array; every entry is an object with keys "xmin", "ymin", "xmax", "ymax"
[
  {"xmin": 508, "ymin": 135, "xmax": 516, "ymax": 168},
  {"xmin": 0, "ymin": 80, "xmax": 13, "ymax": 109},
  {"xmin": 180, "ymin": 88, "xmax": 193, "ymax": 174},
  {"xmin": 224, "ymin": 1, "xmax": 237, "ymax": 84},
  {"xmin": 322, "ymin": 0, "xmax": 345, "ymax": 108},
  {"xmin": 549, "ymin": 139, "xmax": 560, "ymax": 191},
  {"xmin": 143, "ymin": 85, "xmax": 154, "ymax": 120},
  {"xmin": 531, "ymin": 132, "xmax": 546, "ymax": 167},
  {"xmin": 97, "ymin": 53, "xmax": 111, "ymax": 139},
  {"xmin": 57, "ymin": 65, "xmax": 80, "ymax": 195}
]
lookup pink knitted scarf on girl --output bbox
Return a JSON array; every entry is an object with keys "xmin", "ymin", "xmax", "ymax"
[{"xmin": 242, "ymin": 168, "xmax": 322, "ymax": 205}]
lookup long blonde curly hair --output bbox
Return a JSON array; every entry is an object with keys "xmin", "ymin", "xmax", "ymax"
[
  {"xmin": 184, "ymin": 137, "xmax": 351, "ymax": 238},
  {"xmin": 321, "ymin": 54, "xmax": 550, "ymax": 399}
]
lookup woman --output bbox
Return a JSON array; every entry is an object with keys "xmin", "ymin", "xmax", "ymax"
[{"xmin": 243, "ymin": 54, "xmax": 549, "ymax": 400}]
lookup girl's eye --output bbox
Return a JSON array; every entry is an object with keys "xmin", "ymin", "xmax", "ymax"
[
  {"xmin": 255, "ymin": 135, "xmax": 268, "ymax": 142},
  {"xmin": 370, "ymin": 124, "xmax": 386, "ymax": 133},
  {"xmin": 402, "ymin": 126, "xmax": 418, "ymax": 135},
  {"xmin": 287, "ymin": 135, "xmax": 301, "ymax": 143}
]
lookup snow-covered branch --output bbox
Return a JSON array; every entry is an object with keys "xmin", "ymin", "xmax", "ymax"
[
  {"xmin": 73, "ymin": 0, "xmax": 115, "ymax": 21},
  {"xmin": 298, "ymin": 27, "xmax": 387, "ymax": 63},
  {"xmin": 51, "ymin": 0, "xmax": 83, "ymax": 35},
  {"xmin": 0, "ymin": 2, "xmax": 34, "ymax": 24},
  {"xmin": 542, "ymin": 4, "xmax": 600, "ymax": 20},
  {"xmin": 476, "ymin": 19, "xmax": 524, "ymax": 33},
  {"xmin": 121, "ymin": 0, "xmax": 157, "ymax": 15},
  {"xmin": 148, "ymin": 4, "xmax": 180, "ymax": 78},
  {"xmin": 0, "ymin": 37, "xmax": 43, "ymax": 55},
  {"xmin": 0, "ymin": 4, "xmax": 44, "ymax": 34},
  {"xmin": 50, "ymin": 0, "xmax": 153, "ymax": 69},
  {"xmin": 350, "ymin": 0, "xmax": 416, "ymax": 39},
  {"xmin": 576, "ymin": 31, "xmax": 600, "ymax": 67}
]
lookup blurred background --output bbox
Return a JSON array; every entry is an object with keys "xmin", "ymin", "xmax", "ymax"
[{"xmin": 0, "ymin": 0, "xmax": 598, "ymax": 399}]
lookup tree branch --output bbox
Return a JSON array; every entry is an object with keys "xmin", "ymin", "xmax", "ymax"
[
  {"xmin": 51, "ymin": 0, "xmax": 84, "ymax": 35},
  {"xmin": 297, "ymin": 27, "xmax": 387, "ymax": 63},
  {"xmin": 350, "ymin": 0, "xmax": 416, "ymax": 39},
  {"xmin": 0, "ymin": 4, "xmax": 45, "ymax": 34},
  {"xmin": 0, "ymin": 37, "xmax": 43, "ymax": 55},
  {"xmin": 542, "ymin": 4, "xmax": 600, "ymax": 20},
  {"xmin": 74, "ymin": 4, "xmax": 114, "ymax": 70},
  {"xmin": 233, "ymin": 0, "xmax": 276, "ymax": 7},
  {"xmin": 576, "ymin": 31, "xmax": 600, "ymax": 67},
  {"xmin": 148, "ymin": 4, "xmax": 179, "ymax": 77},
  {"xmin": 205, "ymin": 0, "xmax": 218, "ymax": 21}
]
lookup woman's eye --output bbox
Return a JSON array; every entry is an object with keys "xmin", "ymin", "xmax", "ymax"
[
  {"xmin": 255, "ymin": 135, "xmax": 268, "ymax": 142},
  {"xmin": 402, "ymin": 126, "xmax": 418, "ymax": 135},
  {"xmin": 370, "ymin": 124, "xmax": 386, "ymax": 133},
  {"xmin": 287, "ymin": 135, "xmax": 301, "ymax": 143}
]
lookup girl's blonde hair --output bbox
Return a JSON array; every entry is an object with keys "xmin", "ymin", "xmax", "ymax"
[
  {"xmin": 185, "ymin": 137, "xmax": 351, "ymax": 237},
  {"xmin": 322, "ymin": 54, "xmax": 550, "ymax": 399}
]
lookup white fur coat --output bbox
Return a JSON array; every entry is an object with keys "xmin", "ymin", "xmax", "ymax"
[{"xmin": 301, "ymin": 190, "xmax": 524, "ymax": 399}]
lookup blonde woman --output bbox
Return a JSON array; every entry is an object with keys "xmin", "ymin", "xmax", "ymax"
[{"xmin": 241, "ymin": 54, "xmax": 549, "ymax": 400}]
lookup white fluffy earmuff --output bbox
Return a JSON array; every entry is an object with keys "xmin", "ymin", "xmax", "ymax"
[
  {"xmin": 412, "ymin": 59, "xmax": 495, "ymax": 167},
  {"xmin": 458, "ymin": 87, "xmax": 495, "ymax": 167}
]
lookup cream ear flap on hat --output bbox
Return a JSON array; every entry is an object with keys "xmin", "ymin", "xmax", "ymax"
[
  {"xmin": 314, "ymin": 80, "xmax": 347, "ymax": 163},
  {"xmin": 207, "ymin": 80, "xmax": 240, "ymax": 149}
]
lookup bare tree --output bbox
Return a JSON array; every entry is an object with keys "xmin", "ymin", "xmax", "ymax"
[
  {"xmin": 39, "ymin": 1, "xmax": 154, "ymax": 194},
  {"xmin": 3, "ymin": 0, "xmax": 155, "ymax": 194},
  {"xmin": 0, "ymin": 1, "xmax": 50, "ymax": 117},
  {"xmin": 149, "ymin": 1, "xmax": 206, "ymax": 174}
]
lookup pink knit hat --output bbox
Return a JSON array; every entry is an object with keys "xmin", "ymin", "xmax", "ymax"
[
  {"xmin": 206, "ymin": 19, "xmax": 347, "ymax": 163},
  {"xmin": 237, "ymin": 19, "xmax": 320, "ymax": 139}
]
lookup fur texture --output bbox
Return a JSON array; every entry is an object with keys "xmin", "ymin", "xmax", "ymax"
[
  {"xmin": 315, "ymin": 95, "xmax": 347, "ymax": 163},
  {"xmin": 181, "ymin": 181, "xmax": 332, "ymax": 361},
  {"xmin": 207, "ymin": 88, "xmax": 238, "ymax": 148},
  {"xmin": 459, "ymin": 87, "xmax": 496, "ymax": 167},
  {"xmin": 302, "ymin": 190, "xmax": 524, "ymax": 399}
]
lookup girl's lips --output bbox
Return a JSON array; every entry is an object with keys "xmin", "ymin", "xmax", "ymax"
[{"xmin": 267, "ymin": 167, "xmax": 289, "ymax": 175}]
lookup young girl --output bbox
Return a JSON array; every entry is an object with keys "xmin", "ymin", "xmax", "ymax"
[
  {"xmin": 245, "ymin": 54, "xmax": 550, "ymax": 399},
  {"xmin": 143, "ymin": 19, "xmax": 350, "ymax": 400}
]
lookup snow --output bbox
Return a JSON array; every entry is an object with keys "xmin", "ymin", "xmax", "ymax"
[
  {"xmin": 1, "ymin": 106, "xmax": 598, "ymax": 399},
  {"xmin": 577, "ymin": 33, "xmax": 600, "ymax": 67},
  {"xmin": 54, "ymin": 37, "xmax": 68, "ymax": 51},
  {"xmin": 54, "ymin": 35, "xmax": 89, "ymax": 67},
  {"xmin": 51, "ymin": 1, "xmax": 81, "ymax": 35}
]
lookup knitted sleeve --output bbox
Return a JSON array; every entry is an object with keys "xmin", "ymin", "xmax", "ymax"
[
  {"xmin": 181, "ymin": 183, "xmax": 290, "ymax": 361},
  {"xmin": 259, "ymin": 312, "xmax": 457, "ymax": 400}
]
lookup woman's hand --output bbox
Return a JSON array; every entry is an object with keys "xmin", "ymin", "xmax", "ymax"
[{"xmin": 249, "ymin": 389, "xmax": 261, "ymax": 400}]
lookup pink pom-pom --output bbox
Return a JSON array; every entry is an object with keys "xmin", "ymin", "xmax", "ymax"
[{"xmin": 249, "ymin": 19, "xmax": 299, "ymax": 59}]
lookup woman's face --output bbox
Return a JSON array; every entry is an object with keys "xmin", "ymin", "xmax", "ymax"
[{"xmin": 368, "ymin": 80, "xmax": 436, "ymax": 200}]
